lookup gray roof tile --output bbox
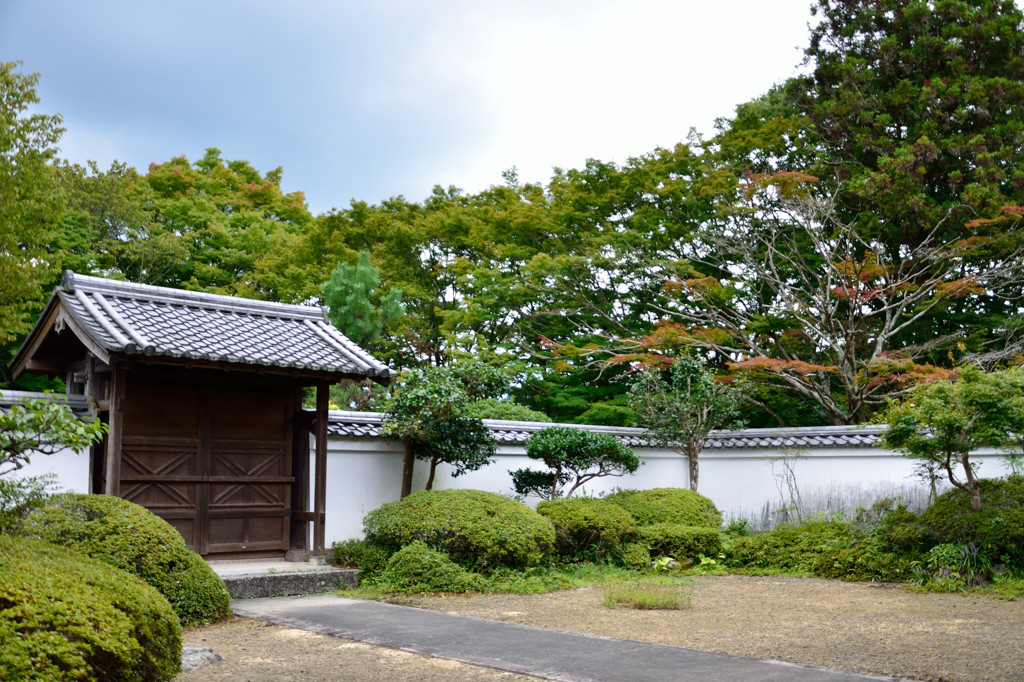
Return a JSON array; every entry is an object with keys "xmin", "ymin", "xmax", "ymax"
[
  {"xmin": 52, "ymin": 272, "xmax": 391, "ymax": 379},
  {"xmin": 326, "ymin": 411, "xmax": 883, "ymax": 449}
]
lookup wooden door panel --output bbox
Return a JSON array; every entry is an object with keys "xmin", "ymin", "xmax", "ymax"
[
  {"xmin": 124, "ymin": 385, "xmax": 198, "ymax": 438},
  {"xmin": 118, "ymin": 383, "xmax": 294, "ymax": 557},
  {"xmin": 119, "ymin": 434, "xmax": 201, "ymax": 550},
  {"xmin": 204, "ymin": 391, "xmax": 292, "ymax": 555}
]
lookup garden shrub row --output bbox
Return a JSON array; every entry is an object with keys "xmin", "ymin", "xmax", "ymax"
[
  {"xmin": 722, "ymin": 476, "xmax": 1024, "ymax": 586},
  {"xmin": 363, "ymin": 489, "xmax": 555, "ymax": 570},
  {"xmin": 345, "ymin": 477, "xmax": 1024, "ymax": 594},
  {"xmin": 346, "ymin": 487, "xmax": 727, "ymax": 590}
]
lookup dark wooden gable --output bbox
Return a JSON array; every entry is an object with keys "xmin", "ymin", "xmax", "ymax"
[{"xmin": 11, "ymin": 272, "xmax": 391, "ymax": 558}]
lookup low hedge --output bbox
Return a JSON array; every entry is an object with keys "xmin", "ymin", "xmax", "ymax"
[
  {"xmin": 379, "ymin": 542, "xmax": 487, "ymax": 594},
  {"xmin": 536, "ymin": 497, "xmax": 636, "ymax": 562},
  {"xmin": 605, "ymin": 488, "xmax": 723, "ymax": 528},
  {"xmin": 18, "ymin": 493, "xmax": 230, "ymax": 626},
  {"xmin": 0, "ymin": 535, "xmax": 181, "ymax": 681},
  {"xmin": 724, "ymin": 519, "xmax": 913, "ymax": 582},
  {"xmin": 364, "ymin": 489, "xmax": 555, "ymax": 571},
  {"xmin": 636, "ymin": 523, "xmax": 723, "ymax": 562}
]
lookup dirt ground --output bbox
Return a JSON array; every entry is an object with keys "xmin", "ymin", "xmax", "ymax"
[{"xmin": 178, "ymin": 575, "xmax": 1024, "ymax": 682}]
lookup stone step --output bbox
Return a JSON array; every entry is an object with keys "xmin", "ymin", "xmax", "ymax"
[{"xmin": 208, "ymin": 560, "xmax": 359, "ymax": 599}]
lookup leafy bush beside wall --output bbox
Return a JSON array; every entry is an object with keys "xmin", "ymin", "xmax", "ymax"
[
  {"xmin": 606, "ymin": 487, "xmax": 723, "ymax": 528},
  {"xmin": 536, "ymin": 497, "xmax": 636, "ymax": 562}
]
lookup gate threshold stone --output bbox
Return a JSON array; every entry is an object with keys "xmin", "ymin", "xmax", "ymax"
[{"xmin": 208, "ymin": 560, "xmax": 358, "ymax": 598}]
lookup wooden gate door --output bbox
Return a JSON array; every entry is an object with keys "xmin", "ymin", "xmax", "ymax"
[
  {"xmin": 205, "ymin": 388, "xmax": 292, "ymax": 556},
  {"xmin": 119, "ymin": 384, "xmax": 293, "ymax": 557}
]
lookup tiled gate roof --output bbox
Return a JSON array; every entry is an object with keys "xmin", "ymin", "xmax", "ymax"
[{"xmin": 14, "ymin": 271, "xmax": 392, "ymax": 381}]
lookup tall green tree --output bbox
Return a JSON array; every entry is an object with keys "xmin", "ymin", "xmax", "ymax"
[
  {"xmin": 322, "ymin": 250, "xmax": 404, "ymax": 348},
  {"xmin": 0, "ymin": 63, "xmax": 64, "ymax": 346},
  {"xmin": 142, "ymin": 148, "xmax": 312, "ymax": 299},
  {"xmin": 54, "ymin": 161, "xmax": 188, "ymax": 283},
  {"xmin": 627, "ymin": 355, "xmax": 746, "ymax": 491},
  {"xmin": 789, "ymin": 0, "xmax": 1024, "ymax": 362}
]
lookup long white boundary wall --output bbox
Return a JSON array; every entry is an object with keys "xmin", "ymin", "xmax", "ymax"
[
  {"xmin": 6, "ymin": 390, "xmax": 1015, "ymax": 546},
  {"xmin": 320, "ymin": 427, "xmax": 1014, "ymax": 544}
]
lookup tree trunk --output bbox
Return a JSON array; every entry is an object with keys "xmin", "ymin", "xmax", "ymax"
[
  {"xmin": 961, "ymin": 453, "xmax": 982, "ymax": 511},
  {"xmin": 400, "ymin": 441, "xmax": 415, "ymax": 498},
  {"xmin": 687, "ymin": 444, "xmax": 699, "ymax": 491},
  {"xmin": 969, "ymin": 484, "xmax": 982, "ymax": 511},
  {"xmin": 425, "ymin": 458, "xmax": 437, "ymax": 491}
]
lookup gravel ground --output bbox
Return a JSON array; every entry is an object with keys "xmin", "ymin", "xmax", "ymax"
[{"xmin": 178, "ymin": 575, "xmax": 1024, "ymax": 681}]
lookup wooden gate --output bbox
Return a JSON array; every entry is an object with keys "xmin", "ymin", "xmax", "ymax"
[{"xmin": 118, "ymin": 383, "xmax": 293, "ymax": 557}]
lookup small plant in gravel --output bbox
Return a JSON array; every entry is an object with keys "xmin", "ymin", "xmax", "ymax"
[{"xmin": 603, "ymin": 577, "xmax": 693, "ymax": 610}]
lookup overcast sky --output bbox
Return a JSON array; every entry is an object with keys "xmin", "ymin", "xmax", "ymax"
[{"xmin": 3, "ymin": 1, "xmax": 815, "ymax": 215}]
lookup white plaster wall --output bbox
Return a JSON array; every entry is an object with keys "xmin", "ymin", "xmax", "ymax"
[
  {"xmin": 23, "ymin": 431, "xmax": 1017, "ymax": 546},
  {"xmin": 321, "ymin": 437, "xmax": 1017, "ymax": 544},
  {"xmin": 701, "ymin": 447, "xmax": 1012, "ymax": 528},
  {"xmin": 12, "ymin": 445, "xmax": 90, "ymax": 494}
]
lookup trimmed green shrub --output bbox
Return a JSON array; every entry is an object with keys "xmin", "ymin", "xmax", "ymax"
[
  {"xmin": 331, "ymin": 537, "xmax": 393, "ymax": 581},
  {"xmin": 536, "ymin": 497, "xmax": 636, "ymax": 562},
  {"xmin": 636, "ymin": 523, "xmax": 722, "ymax": 562},
  {"xmin": 465, "ymin": 398, "xmax": 551, "ymax": 422},
  {"xmin": 363, "ymin": 489, "xmax": 555, "ymax": 571},
  {"xmin": 920, "ymin": 476, "xmax": 1024, "ymax": 567},
  {"xmin": 379, "ymin": 541, "xmax": 487, "ymax": 594},
  {"xmin": 605, "ymin": 488, "xmax": 723, "ymax": 528},
  {"xmin": 18, "ymin": 493, "xmax": 230, "ymax": 626},
  {"xmin": 0, "ymin": 535, "xmax": 181, "ymax": 681}
]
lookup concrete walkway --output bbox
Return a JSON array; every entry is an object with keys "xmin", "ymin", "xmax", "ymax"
[{"xmin": 231, "ymin": 594, "xmax": 908, "ymax": 682}]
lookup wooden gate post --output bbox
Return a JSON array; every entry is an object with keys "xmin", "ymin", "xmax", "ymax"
[
  {"xmin": 102, "ymin": 360, "xmax": 125, "ymax": 496},
  {"xmin": 313, "ymin": 382, "xmax": 328, "ymax": 553}
]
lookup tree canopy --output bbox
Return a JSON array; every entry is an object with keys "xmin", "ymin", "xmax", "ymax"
[
  {"xmin": 879, "ymin": 366, "xmax": 1024, "ymax": 510},
  {"xmin": 4, "ymin": 2, "xmax": 1024, "ymax": 431}
]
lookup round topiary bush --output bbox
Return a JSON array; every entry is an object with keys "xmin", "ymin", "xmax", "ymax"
[
  {"xmin": 363, "ymin": 489, "xmax": 555, "ymax": 571},
  {"xmin": 536, "ymin": 497, "xmax": 636, "ymax": 562},
  {"xmin": 18, "ymin": 493, "xmax": 230, "ymax": 626},
  {"xmin": 0, "ymin": 535, "xmax": 181, "ymax": 681},
  {"xmin": 919, "ymin": 476, "xmax": 1024, "ymax": 566},
  {"xmin": 379, "ymin": 541, "xmax": 487, "ymax": 594},
  {"xmin": 605, "ymin": 488, "xmax": 723, "ymax": 528},
  {"xmin": 636, "ymin": 523, "xmax": 723, "ymax": 563}
]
